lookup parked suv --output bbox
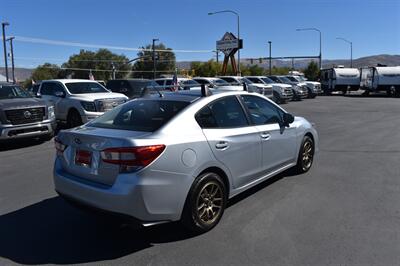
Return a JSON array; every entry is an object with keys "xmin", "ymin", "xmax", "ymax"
[
  {"xmin": 218, "ymin": 76, "xmax": 273, "ymax": 99},
  {"xmin": 37, "ymin": 79, "xmax": 128, "ymax": 128},
  {"xmin": 268, "ymin": 76, "xmax": 308, "ymax": 100},
  {"xmin": 107, "ymin": 79, "xmax": 159, "ymax": 99},
  {"xmin": 0, "ymin": 82, "xmax": 56, "ymax": 140},
  {"xmin": 155, "ymin": 78, "xmax": 201, "ymax": 91},
  {"xmin": 245, "ymin": 76, "xmax": 293, "ymax": 104}
]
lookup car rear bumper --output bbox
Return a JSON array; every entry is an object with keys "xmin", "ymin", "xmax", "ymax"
[
  {"xmin": 53, "ymin": 158, "xmax": 193, "ymax": 222},
  {"xmin": 0, "ymin": 119, "xmax": 55, "ymax": 139}
]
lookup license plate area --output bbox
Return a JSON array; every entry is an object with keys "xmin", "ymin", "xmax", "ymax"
[{"xmin": 75, "ymin": 149, "xmax": 92, "ymax": 167}]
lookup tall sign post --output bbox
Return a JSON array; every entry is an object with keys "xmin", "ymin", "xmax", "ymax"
[{"xmin": 216, "ymin": 32, "xmax": 242, "ymax": 76}]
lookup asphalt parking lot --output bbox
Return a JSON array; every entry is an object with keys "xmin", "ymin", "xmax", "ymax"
[{"xmin": 0, "ymin": 95, "xmax": 399, "ymax": 265}]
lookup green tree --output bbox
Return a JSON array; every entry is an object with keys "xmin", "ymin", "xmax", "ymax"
[
  {"xmin": 31, "ymin": 63, "xmax": 62, "ymax": 82},
  {"xmin": 241, "ymin": 64, "xmax": 264, "ymax": 76},
  {"xmin": 190, "ymin": 60, "xmax": 220, "ymax": 77},
  {"xmin": 62, "ymin": 49, "xmax": 131, "ymax": 81},
  {"xmin": 132, "ymin": 43, "xmax": 176, "ymax": 79},
  {"xmin": 303, "ymin": 61, "xmax": 320, "ymax": 81}
]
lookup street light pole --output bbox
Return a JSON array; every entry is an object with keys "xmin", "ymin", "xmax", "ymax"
[
  {"xmin": 296, "ymin": 27, "xmax": 322, "ymax": 69},
  {"xmin": 268, "ymin": 41, "xmax": 272, "ymax": 75},
  {"xmin": 208, "ymin": 10, "xmax": 240, "ymax": 75},
  {"xmin": 336, "ymin": 37, "xmax": 353, "ymax": 68},
  {"xmin": 2, "ymin": 22, "xmax": 10, "ymax": 82},
  {"xmin": 152, "ymin": 38, "xmax": 159, "ymax": 79},
  {"xmin": 6, "ymin": 37, "xmax": 15, "ymax": 83}
]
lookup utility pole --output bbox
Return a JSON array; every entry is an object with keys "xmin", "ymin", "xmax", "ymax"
[
  {"xmin": 7, "ymin": 37, "xmax": 15, "ymax": 83},
  {"xmin": 152, "ymin": 38, "xmax": 159, "ymax": 79},
  {"xmin": 336, "ymin": 37, "xmax": 353, "ymax": 68},
  {"xmin": 214, "ymin": 50, "xmax": 220, "ymax": 64},
  {"xmin": 2, "ymin": 22, "xmax": 9, "ymax": 82},
  {"xmin": 268, "ymin": 41, "xmax": 272, "ymax": 75}
]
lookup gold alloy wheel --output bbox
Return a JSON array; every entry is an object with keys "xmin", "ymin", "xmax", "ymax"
[
  {"xmin": 196, "ymin": 181, "xmax": 223, "ymax": 225},
  {"xmin": 302, "ymin": 140, "xmax": 314, "ymax": 171}
]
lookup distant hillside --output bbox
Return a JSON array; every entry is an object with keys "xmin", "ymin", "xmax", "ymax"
[
  {"xmin": 177, "ymin": 54, "xmax": 400, "ymax": 70},
  {"xmin": 0, "ymin": 67, "xmax": 33, "ymax": 81}
]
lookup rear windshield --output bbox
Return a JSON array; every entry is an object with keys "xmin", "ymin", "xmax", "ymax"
[
  {"xmin": 65, "ymin": 82, "xmax": 109, "ymax": 94},
  {"xmin": 0, "ymin": 85, "xmax": 32, "ymax": 99},
  {"xmin": 88, "ymin": 99, "xmax": 190, "ymax": 132}
]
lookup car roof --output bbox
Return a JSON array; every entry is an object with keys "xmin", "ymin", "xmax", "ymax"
[
  {"xmin": 43, "ymin": 79, "xmax": 102, "ymax": 84},
  {"xmin": 140, "ymin": 89, "xmax": 250, "ymax": 103}
]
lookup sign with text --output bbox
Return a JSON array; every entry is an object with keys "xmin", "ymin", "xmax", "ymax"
[{"xmin": 216, "ymin": 32, "xmax": 242, "ymax": 56}]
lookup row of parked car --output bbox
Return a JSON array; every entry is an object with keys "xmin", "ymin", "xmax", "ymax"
[{"xmin": 0, "ymin": 74, "xmax": 321, "ymax": 142}]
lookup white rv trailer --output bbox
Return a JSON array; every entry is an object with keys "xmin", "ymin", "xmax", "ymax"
[
  {"xmin": 360, "ymin": 66, "xmax": 400, "ymax": 97},
  {"xmin": 320, "ymin": 67, "xmax": 360, "ymax": 94}
]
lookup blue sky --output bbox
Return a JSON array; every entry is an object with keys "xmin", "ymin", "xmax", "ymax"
[{"xmin": 1, "ymin": 0, "xmax": 399, "ymax": 68}]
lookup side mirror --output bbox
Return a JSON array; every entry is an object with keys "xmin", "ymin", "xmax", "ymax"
[
  {"xmin": 283, "ymin": 113, "xmax": 294, "ymax": 127},
  {"xmin": 208, "ymin": 83, "xmax": 214, "ymax": 88},
  {"xmin": 54, "ymin": 91, "xmax": 65, "ymax": 98}
]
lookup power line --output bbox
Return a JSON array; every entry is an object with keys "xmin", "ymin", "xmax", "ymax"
[
  {"xmin": 39, "ymin": 65, "xmax": 176, "ymax": 73},
  {"xmin": 13, "ymin": 36, "xmax": 213, "ymax": 53}
]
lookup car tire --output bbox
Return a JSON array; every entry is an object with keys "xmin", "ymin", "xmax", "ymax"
[
  {"xmin": 67, "ymin": 109, "xmax": 83, "ymax": 128},
  {"xmin": 294, "ymin": 135, "xmax": 315, "ymax": 174},
  {"xmin": 182, "ymin": 172, "xmax": 227, "ymax": 234}
]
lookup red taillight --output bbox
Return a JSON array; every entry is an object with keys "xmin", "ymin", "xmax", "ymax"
[
  {"xmin": 100, "ymin": 145, "xmax": 165, "ymax": 170},
  {"xmin": 54, "ymin": 137, "xmax": 66, "ymax": 156}
]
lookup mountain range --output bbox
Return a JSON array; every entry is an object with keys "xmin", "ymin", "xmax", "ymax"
[{"xmin": 1, "ymin": 54, "xmax": 398, "ymax": 81}]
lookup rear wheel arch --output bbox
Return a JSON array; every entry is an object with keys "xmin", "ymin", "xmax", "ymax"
[{"xmin": 198, "ymin": 167, "xmax": 230, "ymax": 196}]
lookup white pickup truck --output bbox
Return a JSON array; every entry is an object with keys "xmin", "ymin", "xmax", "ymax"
[{"xmin": 37, "ymin": 79, "xmax": 128, "ymax": 128}]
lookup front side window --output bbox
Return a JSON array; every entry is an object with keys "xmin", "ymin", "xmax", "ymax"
[
  {"xmin": 196, "ymin": 96, "xmax": 248, "ymax": 128},
  {"xmin": 89, "ymin": 99, "xmax": 189, "ymax": 132},
  {"xmin": 241, "ymin": 95, "xmax": 282, "ymax": 125},
  {"xmin": 65, "ymin": 82, "xmax": 109, "ymax": 94}
]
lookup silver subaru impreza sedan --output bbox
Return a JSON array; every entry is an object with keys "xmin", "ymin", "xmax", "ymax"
[{"xmin": 53, "ymin": 88, "xmax": 318, "ymax": 233}]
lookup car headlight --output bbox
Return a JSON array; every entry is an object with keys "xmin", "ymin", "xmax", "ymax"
[
  {"xmin": 48, "ymin": 105, "xmax": 55, "ymax": 119},
  {"xmin": 80, "ymin": 101, "xmax": 96, "ymax": 112}
]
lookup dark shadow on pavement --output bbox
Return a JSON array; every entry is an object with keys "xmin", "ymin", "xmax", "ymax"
[
  {"xmin": 0, "ymin": 138, "xmax": 47, "ymax": 152},
  {"xmin": 0, "ymin": 196, "xmax": 194, "ymax": 265},
  {"xmin": 0, "ymin": 169, "xmax": 297, "ymax": 265}
]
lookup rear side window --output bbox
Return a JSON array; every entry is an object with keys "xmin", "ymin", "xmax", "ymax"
[
  {"xmin": 196, "ymin": 96, "xmax": 248, "ymax": 128},
  {"xmin": 89, "ymin": 100, "xmax": 189, "ymax": 132}
]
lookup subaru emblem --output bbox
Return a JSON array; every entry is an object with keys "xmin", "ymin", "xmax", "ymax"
[{"xmin": 74, "ymin": 138, "xmax": 82, "ymax": 145}]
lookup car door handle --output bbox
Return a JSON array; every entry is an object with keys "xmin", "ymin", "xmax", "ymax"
[
  {"xmin": 215, "ymin": 141, "xmax": 228, "ymax": 149},
  {"xmin": 260, "ymin": 132, "xmax": 271, "ymax": 140}
]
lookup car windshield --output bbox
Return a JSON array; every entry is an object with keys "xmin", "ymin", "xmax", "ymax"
[
  {"xmin": 278, "ymin": 76, "xmax": 291, "ymax": 83},
  {"xmin": 261, "ymin": 77, "xmax": 275, "ymax": 84},
  {"xmin": 268, "ymin": 76, "xmax": 281, "ymax": 83},
  {"xmin": 88, "ymin": 99, "xmax": 190, "ymax": 132},
  {"xmin": 247, "ymin": 77, "xmax": 263, "ymax": 84},
  {"xmin": 213, "ymin": 79, "xmax": 230, "ymax": 86},
  {"xmin": 241, "ymin": 78, "xmax": 253, "ymax": 85},
  {"xmin": 0, "ymin": 85, "xmax": 32, "ymax": 99},
  {"xmin": 286, "ymin": 76, "xmax": 298, "ymax": 82},
  {"xmin": 65, "ymin": 82, "xmax": 109, "ymax": 94},
  {"xmin": 180, "ymin": 79, "xmax": 200, "ymax": 89}
]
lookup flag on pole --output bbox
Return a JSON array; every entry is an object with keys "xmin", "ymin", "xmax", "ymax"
[
  {"xmin": 172, "ymin": 69, "xmax": 178, "ymax": 91},
  {"xmin": 89, "ymin": 70, "xmax": 95, "ymax": 80}
]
